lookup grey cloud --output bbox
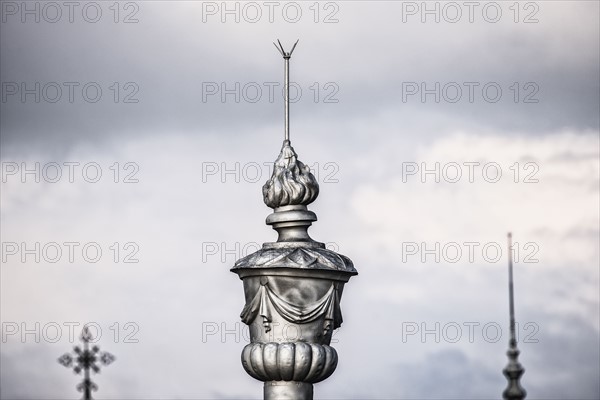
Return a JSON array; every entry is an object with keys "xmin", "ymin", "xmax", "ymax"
[{"xmin": 1, "ymin": 2, "xmax": 598, "ymax": 152}]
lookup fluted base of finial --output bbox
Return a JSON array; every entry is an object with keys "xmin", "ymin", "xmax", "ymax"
[
  {"xmin": 264, "ymin": 381, "xmax": 313, "ymax": 400},
  {"xmin": 242, "ymin": 342, "xmax": 338, "ymax": 383},
  {"xmin": 266, "ymin": 205, "xmax": 317, "ymax": 242}
]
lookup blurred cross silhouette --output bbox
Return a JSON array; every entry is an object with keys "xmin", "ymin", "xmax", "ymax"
[{"xmin": 58, "ymin": 326, "xmax": 115, "ymax": 400}]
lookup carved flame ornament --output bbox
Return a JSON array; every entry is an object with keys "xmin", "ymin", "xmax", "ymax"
[
  {"xmin": 231, "ymin": 40, "xmax": 357, "ymax": 400},
  {"xmin": 262, "ymin": 141, "xmax": 319, "ymax": 208}
]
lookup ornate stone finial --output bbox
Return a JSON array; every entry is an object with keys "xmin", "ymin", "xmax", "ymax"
[
  {"xmin": 231, "ymin": 41, "xmax": 357, "ymax": 400},
  {"xmin": 503, "ymin": 232, "xmax": 527, "ymax": 400}
]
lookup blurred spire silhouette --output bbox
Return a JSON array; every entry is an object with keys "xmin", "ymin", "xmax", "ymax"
[
  {"xmin": 503, "ymin": 233, "xmax": 527, "ymax": 400},
  {"xmin": 58, "ymin": 326, "xmax": 115, "ymax": 400}
]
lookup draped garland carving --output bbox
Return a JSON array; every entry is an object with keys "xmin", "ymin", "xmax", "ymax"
[{"xmin": 240, "ymin": 278, "xmax": 343, "ymax": 335}]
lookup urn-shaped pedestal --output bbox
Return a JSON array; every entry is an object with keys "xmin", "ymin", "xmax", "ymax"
[{"xmin": 231, "ymin": 141, "xmax": 357, "ymax": 399}]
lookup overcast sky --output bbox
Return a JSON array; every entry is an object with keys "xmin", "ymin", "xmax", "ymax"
[{"xmin": 1, "ymin": 1, "xmax": 599, "ymax": 399}]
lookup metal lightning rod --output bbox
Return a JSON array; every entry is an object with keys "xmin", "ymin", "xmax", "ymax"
[{"xmin": 273, "ymin": 39, "xmax": 299, "ymax": 143}]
